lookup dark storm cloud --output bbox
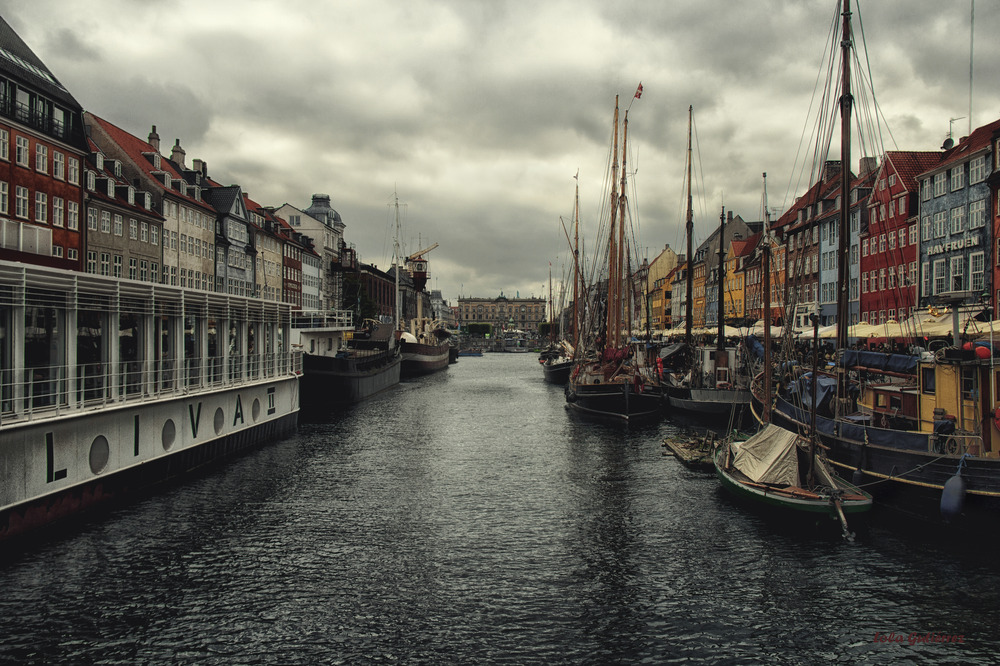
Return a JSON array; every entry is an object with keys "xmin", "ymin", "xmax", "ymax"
[{"xmin": 4, "ymin": 0, "xmax": 999, "ymax": 302}]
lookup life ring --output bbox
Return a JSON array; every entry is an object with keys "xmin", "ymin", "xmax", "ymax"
[
  {"xmin": 716, "ymin": 381, "xmax": 732, "ymax": 390},
  {"xmin": 945, "ymin": 437, "xmax": 961, "ymax": 455}
]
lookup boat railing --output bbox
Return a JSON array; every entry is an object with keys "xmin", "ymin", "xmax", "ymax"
[
  {"xmin": 929, "ymin": 432, "xmax": 984, "ymax": 457},
  {"xmin": 291, "ymin": 309, "xmax": 354, "ymax": 330},
  {"xmin": 0, "ymin": 351, "xmax": 302, "ymax": 426}
]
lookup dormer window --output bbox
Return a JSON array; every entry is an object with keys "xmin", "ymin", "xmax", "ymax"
[
  {"xmin": 86, "ymin": 170, "xmax": 96, "ymax": 191},
  {"xmin": 95, "ymin": 153, "xmax": 104, "ymax": 170},
  {"xmin": 127, "ymin": 186, "xmax": 135, "ymax": 205},
  {"xmin": 163, "ymin": 173, "xmax": 171, "ymax": 188},
  {"xmin": 144, "ymin": 192, "xmax": 152, "ymax": 210},
  {"xmin": 107, "ymin": 178, "xmax": 115, "ymax": 197}
]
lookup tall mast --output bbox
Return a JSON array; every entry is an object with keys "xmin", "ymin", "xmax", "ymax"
[
  {"xmin": 716, "ymin": 205, "xmax": 726, "ymax": 356},
  {"xmin": 684, "ymin": 106, "xmax": 694, "ymax": 347},
  {"xmin": 573, "ymin": 173, "xmax": 581, "ymax": 355},
  {"xmin": 606, "ymin": 97, "xmax": 621, "ymax": 349},
  {"xmin": 393, "ymin": 190, "xmax": 402, "ymax": 331},
  {"xmin": 836, "ymin": 0, "xmax": 852, "ymax": 352},
  {"xmin": 548, "ymin": 264, "xmax": 554, "ymax": 343},
  {"xmin": 761, "ymin": 173, "xmax": 772, "ymax": 423},
  {"xmin": 617, "ymin": 110, "xmax": 630, "ymax": 349}
]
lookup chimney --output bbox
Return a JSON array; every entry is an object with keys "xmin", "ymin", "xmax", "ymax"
[
  {"xmin": 192, "ymin": 158, "xmax": 203, "ymax": 174},
  {"xmin": 148, "ymin": 125, "xmax": 160, "ymax": 151},
  {"xmin": 859, "ymin": 156, "xmax": 877, "ymax": 177},
  {"xmin": 171, "ymin": 138, "xmax": 186, "ymax": 169},
  {"xmin": 727, "ymin": 211, "xmax": 733, "ymax": 223}
]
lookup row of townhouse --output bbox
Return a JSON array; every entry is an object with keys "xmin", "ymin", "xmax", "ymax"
[
  {"xmin": 637, "ymin": 115, "xmax": 1000, "ymax": 334},
  {"xmin": 0, "ymin": 16, "xmax": 381, "ymax": 316}
]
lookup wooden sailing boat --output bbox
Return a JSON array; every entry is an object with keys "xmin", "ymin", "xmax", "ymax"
[
  {"xmin": 541, "ymin": 177, "xmax": 580, "ymax": 384},
  {"xmin": 662, "ymin": 107, "xmax": 752, "ymax": 421},
  {"xmin": 564, "ymin": 95, "xmax": 662, "ymax": 421}
]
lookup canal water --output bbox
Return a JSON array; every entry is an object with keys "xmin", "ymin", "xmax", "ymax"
[{"xmin": 1, "ymin": 353, "xmax": 999, "ymax": 664}]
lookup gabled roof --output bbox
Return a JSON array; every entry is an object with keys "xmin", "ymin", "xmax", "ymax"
[
  {"xmin": 84, "ymin": 136, "xmax": 165, "ymax": 220},
  {"xmin": 919, "ymin": 118, "xmax": 1000, "ymax": 176},
  {"xmin": 883, "ymin": 151, "xmax": 941, "ymax": 191},
  {"xmin": 86, "ymin": 113, "xmax": 216, "ymax": 213},
  {"xmin": 0, "ymin": 16, "xmax": 81, "ymax": 110},
  {"xmin": 203, "ymin": 185, "xmax": 247, "ymax": 221}
]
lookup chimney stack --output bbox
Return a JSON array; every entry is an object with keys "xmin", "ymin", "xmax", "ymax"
[
  {"xmin": 171, "ymin": 138, "xmax": 186, "ymax": 169},
  {"xmin": 148, "ymin": 125, "xmax": 160, "ymax": 151}
]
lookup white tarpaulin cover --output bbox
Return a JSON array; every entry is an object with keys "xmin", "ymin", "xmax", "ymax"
[{"xmin": 731, "ymin": 424, "xmax": 801, "ymax": 486}]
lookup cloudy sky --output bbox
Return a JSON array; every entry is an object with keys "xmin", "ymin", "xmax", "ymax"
[{"xmin": 3, "ymin": 1, "xmax": 998, "ymax": 304}]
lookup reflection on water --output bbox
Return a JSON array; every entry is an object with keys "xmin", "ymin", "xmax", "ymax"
[{"xmin": 0, "ymin": 354, "xmax": 998, "ymax": 663}]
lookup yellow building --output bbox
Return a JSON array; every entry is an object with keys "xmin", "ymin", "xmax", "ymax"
[{"xmin": 639, "ymin": 244, "xmax": 679, "ymax": 330}]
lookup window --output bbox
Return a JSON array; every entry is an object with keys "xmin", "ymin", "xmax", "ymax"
[
  {"xmin": 0, "ymin": 129, "xmax": 7, "ymax": 160},
  {"xmin": 68, "ymin": 248, "xmax": 77, "ymax": 261},
  {"xmin": 67, "ymin": 157, "xmax": 79, "ymax": 185},
  {"xmin": 898, "ymin": 228, "xmax": 906, "ymax": 248},
  {"xmin": 950, "ymin": 206, "xmax": 965, "ymax": 235},
  {"xmin": 52, "ymin": 197, "xmax": 64, "ymax": 227},
  {"xmin": 35, "ymin": 144, "xmax": 48, "ymax": 173},
  {"xmin": 933, "ymin": 211, "xmax": 946, "ymax": 238},
  {"xmin": 862, "ymin": 273, "xmax": 869, "ymax": 293},
  {"xmin": 100, "ymin": 252, "xmax": 110, "ymax": 276},
  {"xmin": 87, "ymin": 251, "xmax": 97, "ymax": 274},
  {"xmin": 0, "ymin": 181, "xmax": 6, "ymax": 215},
  {"xmin": 950, "ymin": 256, "xmax": 965, "ymax": 291},
  {"xmin": 970, "ymin": 199, "xmax": 986, "ymax": 229},
  {"xmin": 971, "ymin": 252, "xmax": 985, "ymax": 291},
  {"xmin": 879, "ymin": 268, "xmax": 885, "ymax": 290},
  {"xmin": 889, "ymin": 174, "xmax": 896, "ymax": 187},
  {"xmin": 970, "ymin": 155, "xmax": 986, "ymax": 183},
  {"xmin": 879, "ymin": 235, "xmax": 886, "ymax": 253},
  {"xmin": 951, "ymin": 166, "xmax": 965, "ymax": 191},
  {"xmin": 921, "ymin": 179, "xmax": 932, "ymax": 201},
  {"xmin": 113, "ymin": 214, "xmax": 123, "ymax": 236},
  {"xmin": 910, "ymin": 262, "xmax": 917, "ymax": 288},
  {"xmin": 150, "ymin": 225, "xmax": 158, "ymax": 246},
  {"xmin": 932, "ymin": 260, "xmax": 945, "ymax": 295},
  {"xmin": 909, "ymin": 224, "xmax": 917, "ymax": 246},
  {"xmin": 51, "ymin": 245, "xmax": 62, "ymax": 258},
  {"xmin": 933, "ymin": 172, "xmax": 947, "ymax": 196},
  {"xmin": 128, "ymin": 258, "xmax": 137, "ymax": 280},
  {"xmin": 922, "ymin": 216, "xmax": 932, "ymax": 240},
  {"xmin": 888, "ymin": 232, "xmax": 896, "ymax": 251},
  {"xmin": 15, "ymin": 185, "xmax": 28, "ymax": 219},
  {"xmin": 862, "ymin": 238, "xmax": 868, "ymax": 257},
  {"xmin": 140, "ymin": 260, "xmax": 148, "ymax": 282},
  {"xmin": 100, "ymin": 211, "xmax": 111, "ymax": 233},
  {"xmin": 67, "ymin": 201, "xmax": 79, "ymax": 230},
  {"xmin": 129, "ymin": 218, "xmax": 137, "ymax": 240},
  {"xmin": 888, "ymin": 270, "xmax": 895, "ymax": 289},
  {"xmin": 15, "ymin": 136, "xmax": 28, "ymax": 166},
  {"xmin": 53, "ymin": 152, "xmax": 64, "ymax": 180},
  {"xmin": 899, "ymin": 197, "xmax": 907, "ymax": 215},
  {"xmin": 113, "ymin": 254, "xmax": 122, "ymax": 278},
  {"xmin": 150, "ymin": 263, "xmax": 158, "ymax": 283}
]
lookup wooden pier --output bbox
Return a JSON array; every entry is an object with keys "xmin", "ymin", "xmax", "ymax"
[{"xmin": 662, "ymin": 433, "xmax": 717, "ymax": 471}]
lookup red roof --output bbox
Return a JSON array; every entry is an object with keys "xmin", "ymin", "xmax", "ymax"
[{"xmin": 86, "ymin": 113, "xmax": 216, "ymax": 213}]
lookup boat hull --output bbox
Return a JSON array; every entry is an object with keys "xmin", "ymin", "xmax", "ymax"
[
  {"xmin": 0, "ymin": 377, "xmax": 299, "ymax": 543},
  {"xmin": 400, "ymin": 341, "xmax": 451, "ymax": 377},
  {"xmin": 713, "ymin": 442, "xmax": 872, "ymax": 516},
  {"xmin": 542, "ymin": 359, "xmax": 572, "ymax": 384},
  {"xmin": 666, "ymin": 386, "xmax": 751, "ymax": 418},
  {"xmin": 565, "ymin": 379, "xmax": 662, "ymax": 421},
  {"xmin": 301, "ymin": 349, "xmax": 401, "ymax": 406}
]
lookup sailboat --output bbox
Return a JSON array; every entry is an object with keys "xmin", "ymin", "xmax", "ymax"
[
  {"xmin": 751, "ymin": 0, "xmax": 1000, "ymax": 531},
  {"xmin": 541, "ymin": 177, "xmax": 581, "ymax": 385},
  {"xmin": 662, "ymin": 107, "xmax": 753, "ymax": 422},
  {"xmin": 564, "ymin": 95, "xmax": 662, "ymax": 421}
]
